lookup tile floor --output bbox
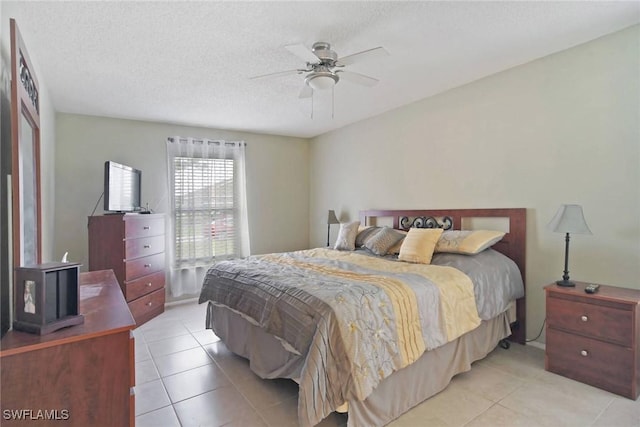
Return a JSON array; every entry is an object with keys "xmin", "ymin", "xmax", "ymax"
[{"xmin": 134, "ymin": 300, "xmax": 639, "ymax": 427}]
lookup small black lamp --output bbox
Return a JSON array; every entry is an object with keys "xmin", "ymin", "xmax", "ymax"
[
  {"xmin": 327, "ymin": 210, "xmax": 339, "ymax": 247},
  {"xmin": 548, "ymin": 204, "xmax": 592, "ymax": 287}
]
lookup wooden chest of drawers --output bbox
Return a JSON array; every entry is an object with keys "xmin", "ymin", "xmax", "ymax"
[
  {"xmin": 1, "ymin": 270, "xmax": 136, "ymax": 426},
  {"xmin": 88, "ymin": 214, "xmax": 166, "ymax": 326},
  {"xmin": 545, "ymin": 282, "xmax": 640, "ymax": 399}
]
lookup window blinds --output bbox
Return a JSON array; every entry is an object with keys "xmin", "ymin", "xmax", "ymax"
[{"xmin": 173, "ymin": 156, "xmax": 235, "ymax": 264}]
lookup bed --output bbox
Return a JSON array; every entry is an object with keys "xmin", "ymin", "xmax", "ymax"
[{"xmin": 198, "ymin": 208, "xmax": 526, "ymax": 427}]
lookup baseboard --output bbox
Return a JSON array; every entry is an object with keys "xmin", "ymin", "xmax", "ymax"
[
  {"xmin": 526, "ymin": 340, "xmax": 546, "ymax": 351},
  {"xmin": 165, "ymin": 297, "xmax": 199, "ymax": 307}
]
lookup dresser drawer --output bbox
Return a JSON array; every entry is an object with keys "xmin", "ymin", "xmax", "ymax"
[
  {"xmin": 546, "ymin": 328, "xmax": 634, "ymax": 398},
  {"xmin": 128, "ymin": 288, "xmax": 165, "ymax": 325},
  {"xmin": 124, "ymin": 216, "xmax": 164, "ymax": 239},
  {"xmin": 547, "ymin": 296, "xmax": 633, "ymax": 346},
  {"xmin": 124, "ymin": 271, "xmax": 165, "ymax": 302},
  {"xmin": 125, "ymin": 235, "xmax": 165, "ymax": 260},
  {"xmin": 124, "ymin": 253, "xmax": 165, "ymax": 282}
]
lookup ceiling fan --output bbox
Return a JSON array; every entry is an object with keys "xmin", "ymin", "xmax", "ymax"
[{"xmin": 250, "ymin": 42, "xmax": 389, "ymax": 98}]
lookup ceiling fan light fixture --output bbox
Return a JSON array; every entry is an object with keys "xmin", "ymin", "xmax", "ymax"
[{"xmin": 306, "ymin": 72, "xmax": 338, "ymax": 91}]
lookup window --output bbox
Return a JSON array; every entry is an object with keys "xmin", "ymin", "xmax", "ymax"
[
  {"xmin": 172, "ymin": 156, "xmax": 236, "ymax": 265},
  {"xmin": 166, "ymin": 137, "xmax": 248, "ymax": 296}
]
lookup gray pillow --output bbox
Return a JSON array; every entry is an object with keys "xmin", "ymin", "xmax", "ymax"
[
  {"xmin": 334, "ymin": 221, "xmax": 360, "ymax": 251},
  {"xmin": 355, "ymin": 226, "xmax": 380, "ymax": 247},
  {"xmin": 363, "ymin": 227, "xmax": 405, "ymax": 256}
]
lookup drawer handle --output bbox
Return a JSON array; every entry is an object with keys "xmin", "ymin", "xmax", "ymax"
[
  {"xmin": 144, "ymin": 264, "xmax": 152, "ymax": 268},
  {"xmin": 144, "ymin": 244, "xmax": 151, "ymax": 249},
  {"xmin": 146, "ymin": 282, "xmax": 152, "ymax": 287},
  {"xmin": 143, "ymin": 226, "xmax": 150, "ymax": 230},
  {"xmin": 580, "ymin": 350, "xmax": 588, "ymax": 357},
  {"xmin": 146, "ymin": 302, "xmax": 153, "ymax": 307},
  {"xmin": 580, "ymin": 315, "xmax": 588, "ymax": 322}
]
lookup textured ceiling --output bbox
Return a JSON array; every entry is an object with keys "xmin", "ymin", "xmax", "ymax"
[{"xmin": 2, "ymin": 1, "xmax": 639, "ymax": 138}]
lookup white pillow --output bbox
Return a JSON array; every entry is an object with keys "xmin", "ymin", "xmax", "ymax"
[{"xmin": 334, "ymin": 221, "xmax": 360, "ymax": 251}]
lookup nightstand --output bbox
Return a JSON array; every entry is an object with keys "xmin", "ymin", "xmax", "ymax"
[{"xmin": 545, "ymin": 282, "xmax": 640, "ymax": 400}]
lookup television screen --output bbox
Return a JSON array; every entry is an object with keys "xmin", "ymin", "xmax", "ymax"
[{"xmin": 104, "ymin": 161, "xmax": 141, "ymax": 212}]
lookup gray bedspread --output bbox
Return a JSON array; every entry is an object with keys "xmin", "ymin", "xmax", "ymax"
[
  {"xmin": 199, "ymin": 248, "xmax": 483, "ymax": 426},
  {"xmin": 431, "ymin": 249, "xmax": 524, "ymax": 319}
]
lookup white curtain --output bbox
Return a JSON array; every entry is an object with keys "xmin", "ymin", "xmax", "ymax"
[{"xmin": 166, "ymin": 136, "xmax": 250, "ymax": 297}]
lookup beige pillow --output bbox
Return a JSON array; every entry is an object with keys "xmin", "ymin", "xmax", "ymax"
[
  {"xmin": 435, "ymin": 230, "xmax": 505, "ymax": 255},
  {"xmin": 398, "ymin": 228, "xmax": 443, "ymax": 264},
  {"xmin": 334, "ymin": 221, "xmax": 360, "ymax": 251}
]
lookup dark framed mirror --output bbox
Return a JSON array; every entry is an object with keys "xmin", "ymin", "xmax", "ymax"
[{"xmin": 10, "ymin": 18, "xmax": 42, "ymax": 269}]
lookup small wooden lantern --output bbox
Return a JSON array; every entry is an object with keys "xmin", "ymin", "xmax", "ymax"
[{"xmin": 13, "ymin": 262, "xmax": 84, "ymax": 335}]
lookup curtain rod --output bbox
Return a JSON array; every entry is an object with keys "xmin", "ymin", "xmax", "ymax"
[{"xmin": 167, "ymin": 137, "xmax": 246, "ymax": 146}]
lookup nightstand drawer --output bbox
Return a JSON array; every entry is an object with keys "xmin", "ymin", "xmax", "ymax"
[
  {"xmin": 547, "ymin": 296, "xmax": 632, "ymax": 346},
  {"xmin": 546, "ymin": 328, "xmax": 634, "ymax": 398}
]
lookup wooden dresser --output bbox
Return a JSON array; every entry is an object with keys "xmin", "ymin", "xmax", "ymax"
[
  {"xmin": 1, "ymin": 270, "xmax": 136, "ymax": 426},
  {"xmin": 545, "ymin": 282, "xmax": 640, "ymax": 399},
  {"xmin": 88, "ymin": 213, "xmax": 166, "ymax": 326}
]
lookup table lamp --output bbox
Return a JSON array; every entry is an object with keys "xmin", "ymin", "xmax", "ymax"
[
  {"xmin": 547, "ymin": 204, "xmax": 592, "ymax": 287},
  {"xmin": 327, "ymin": 210, "xmax": 339, "ymax": 247}
]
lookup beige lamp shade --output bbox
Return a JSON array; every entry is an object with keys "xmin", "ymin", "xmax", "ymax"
[{"xmin": 547, "ymin": 204, "xmax": 592, "ymax": 235}]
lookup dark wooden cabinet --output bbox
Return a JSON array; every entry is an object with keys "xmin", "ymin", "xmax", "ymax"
[
  {"xmin": 88, "ymin": 213, "xmax": 166, "ymax": 326},
  {"xmin": 0, "ymin": 270, "xmax": 136, "ymax": 426},
  {"xmin": 13, "ymin": 262, "xmax": 84, "ymax": 335},
  {"xmin": 545, "ymin": 282, "xmax": 640, "ymax": 399}
]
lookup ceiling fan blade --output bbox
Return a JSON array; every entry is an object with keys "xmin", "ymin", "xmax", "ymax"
[
  {"xmin": 284, "ymin": 44, "xmax": 319, "ymax": 64},
  {"xmin": 299, "ymin": 85, "xmax": 312, "ymax": 99},
  {"xmin": 338, "ymin": 70, "xmax": 379, "ymax": 87},
  {"xmin": 336, "ymin": 46, "xmax": 389, "ymax": 66},
  {"xmin": 249, "ymin": 69, "xmax": 301, "ymax": 80}
]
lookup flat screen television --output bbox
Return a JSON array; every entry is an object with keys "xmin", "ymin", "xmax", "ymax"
[{"xmin": 104, "ymin": 161, "xmax": 142, "ymax": 213}]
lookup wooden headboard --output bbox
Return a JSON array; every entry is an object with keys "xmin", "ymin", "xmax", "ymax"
[{"xmin": 359, "ymin": 208, "xmax": 527, "ymax": 344}]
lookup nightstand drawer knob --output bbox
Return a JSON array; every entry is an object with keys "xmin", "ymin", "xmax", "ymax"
[
  {"xmin": 147, "ymin": 301, "xmax": 153, "ymax": 307},
  {"xmin": 580, "ymin": 350, "xmax": 588, "ymax": 357},
  {"xmin": 581, "ymin": 315, "xmax": 588, "ymax": 322}
]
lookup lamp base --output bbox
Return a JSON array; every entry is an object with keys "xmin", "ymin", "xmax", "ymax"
[{"xmin": 556, "ymin": 279, "xmax": 576, "ymax": 287}]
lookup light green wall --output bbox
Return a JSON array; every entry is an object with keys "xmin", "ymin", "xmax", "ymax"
[
  {"xmin": 47, "ymin": 24, "xmax": 640, "ymax": 338},
  {"xmin": 54, "ymin": 114, "xmax": 310, "ymax": 290},
  {"xmin": 310, "ymin": 25, "xmax": 640, "ymax": 343}
]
